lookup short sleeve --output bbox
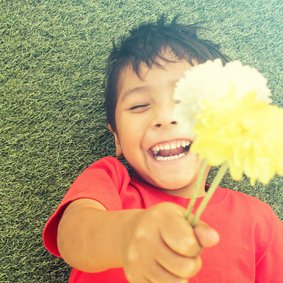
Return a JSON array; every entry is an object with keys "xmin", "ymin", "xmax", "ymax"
[
  {"xmin": 42, "ymin": 157, "xmax": 130, "ymax": 257},
  {"xmin": 255, "ymin": 206, "xmax": 283, "ymax": 282}
]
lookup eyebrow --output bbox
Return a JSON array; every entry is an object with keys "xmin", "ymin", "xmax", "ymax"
[{"xmin": 120, "ymin": 85, "xmax": 152, "ymax": 102}]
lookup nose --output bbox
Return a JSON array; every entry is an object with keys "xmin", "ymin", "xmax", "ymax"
[
  {"xmin": 154, "ymin": 119, "xmax": 177, "ymax": 128},
  {"xmin": 152, "ymin": 102, "xmax": 178, "ymax": 129}
]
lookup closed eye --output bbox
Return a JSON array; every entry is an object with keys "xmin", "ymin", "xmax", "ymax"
[{"xmin": 129, "ymin": 104, "xmax": 150, "ymax": 112}]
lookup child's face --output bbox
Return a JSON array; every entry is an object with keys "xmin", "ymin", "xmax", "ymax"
[{"xmin": 110, "ymin": 56, "xmax": 205, "ymax": 198}]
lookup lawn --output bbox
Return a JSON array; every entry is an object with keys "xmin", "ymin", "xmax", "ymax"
[{"xmin": 1, "ymin": 0, "xmax": 282, "ymax": 282}]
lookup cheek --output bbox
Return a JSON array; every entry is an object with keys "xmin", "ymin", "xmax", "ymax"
[
  {"xmin": 117, "ymin": 120, "xmax": 142, "ymax": 147},
  {"xmin": 115, "ymin": 107, "xmax": 151, "ymax": 151}
]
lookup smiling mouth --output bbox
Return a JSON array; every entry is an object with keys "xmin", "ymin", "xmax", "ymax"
[{"xmin": 149, "ymin": 140, "xmax": 192, "ymax": 161}]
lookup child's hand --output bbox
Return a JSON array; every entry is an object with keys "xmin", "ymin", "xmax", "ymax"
[{"xmin": 123, "ymin": 202, "xmax": 219, "ymax": 283}]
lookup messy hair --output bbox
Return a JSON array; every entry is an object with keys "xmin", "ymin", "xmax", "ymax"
[{"xmin": 105, "ymin": 16, "xmax": 229, "ymax": 131}]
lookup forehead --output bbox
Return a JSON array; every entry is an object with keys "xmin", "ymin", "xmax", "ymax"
[{"xmin": 117, "ymin": 56, "xmax": 191, "ymax": 100}]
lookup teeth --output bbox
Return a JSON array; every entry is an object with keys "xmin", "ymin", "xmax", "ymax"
[
  {"xmin": 155, "ymin": 153, "xmax": 186, "ymax": 161},
  {"xmin": 151, "ymin": 141, "xmax": 190, "ymax": 151},
  {"xmin": 153, "ymin": 149, "xmax": 159, "ymax": 155},
  {"xmin": 170, "ymin": 143, "xmax": 176, "ymax": 149},
  {"xmin": 164, "ymin": 144, "xmax": 170, "ymax": 150},
  {"xmin": 151, "ymin": 140, "xmax": 191, "ymax": 157}
]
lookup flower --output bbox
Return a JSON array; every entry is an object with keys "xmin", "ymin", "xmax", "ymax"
[
  {"xmin": 191, "ymin": 91, "xmax": 283, "ymax": 185},
  {"xmin": 173, "ymin": 59, "xmax": 272, "ymax": 137},
  {"xmin": 177, "ymin": 59, "xmax": 283, "ymax": 225}
]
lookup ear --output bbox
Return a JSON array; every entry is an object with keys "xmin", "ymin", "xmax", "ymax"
[{"xmin": 107, "ymin": 124, "xmax": 122, "ymax": 157}]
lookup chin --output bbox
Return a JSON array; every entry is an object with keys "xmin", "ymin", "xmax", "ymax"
[{"xmin": 152, "ymin": 176, "xmax": 195, "ymax": 191}]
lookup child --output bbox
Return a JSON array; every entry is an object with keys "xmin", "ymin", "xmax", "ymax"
[{"xmin": 43, "ymin": 16, "xmax": 283, "ymax": 282}]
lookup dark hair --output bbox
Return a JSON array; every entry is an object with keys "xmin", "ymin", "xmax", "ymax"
[{"xmin": 105, "ymin": 16, "xmax": 229, "ymax": 131}]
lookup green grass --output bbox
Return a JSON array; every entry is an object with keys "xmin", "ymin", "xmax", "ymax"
[{"xmin": 1, "ymin": 0, "xmax": 282, "ymax": 282}]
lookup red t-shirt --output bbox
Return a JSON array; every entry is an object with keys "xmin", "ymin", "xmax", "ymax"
[{"xmin": 43, "ymin": 156, "xmax": 283, "ymax": 283}]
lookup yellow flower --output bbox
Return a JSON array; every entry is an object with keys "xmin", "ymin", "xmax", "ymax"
[
  {"xmin": 178, "ymin": 60, "xmax": 283, "ymax": 225},
  {"xmin": 173, "ymin": 59, "xmax": 272, "ymax": 137},
  {"xmin": 191, "ymin": 92, "xmax": 283, "ymax": 185}
]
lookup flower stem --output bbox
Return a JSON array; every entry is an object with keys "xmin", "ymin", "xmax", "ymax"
[
  {"xmin": 184, "ymin": 159, "xmax": 208, "ymax": 221},
  {"xmin": 191, "ymin": 162, "xmax": 228, "ymax": 227}
]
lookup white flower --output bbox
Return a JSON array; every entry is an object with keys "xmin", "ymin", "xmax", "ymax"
[{"xmin": 173, "ymin": 59, "xmax": 272, "ymax": 136}]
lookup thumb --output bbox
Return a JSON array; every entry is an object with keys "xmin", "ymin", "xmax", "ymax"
[{"xmin": 194, "ymin": 222, "xmax": 220, "ymax": 248}]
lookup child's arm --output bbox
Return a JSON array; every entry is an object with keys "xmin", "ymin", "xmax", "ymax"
[{"xmin": 57, "ymin": 199, "xmax": 219, "ymax": 282}]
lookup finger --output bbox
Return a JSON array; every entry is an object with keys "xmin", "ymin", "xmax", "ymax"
[
  {"xmin": 146, "ymin": 260, "xmax": 188, "ymax": 283},
  {"xmin": 125, "ymin": 266, "xmax": 156, "ymax": 283},
  {"xmin": 194, "ymin": 222, "xmax": 220, "ymax": 248},
  {"xmin": 160, "ymin": 216, "xmax": 202, "ymax": 257},
  {"xmin": 156, "ymin": 242, "xmax": 202, "ymax": 278},
  {"xmin": 126, "ymin": 272, "xmax": 152, "ymax": 283}
]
